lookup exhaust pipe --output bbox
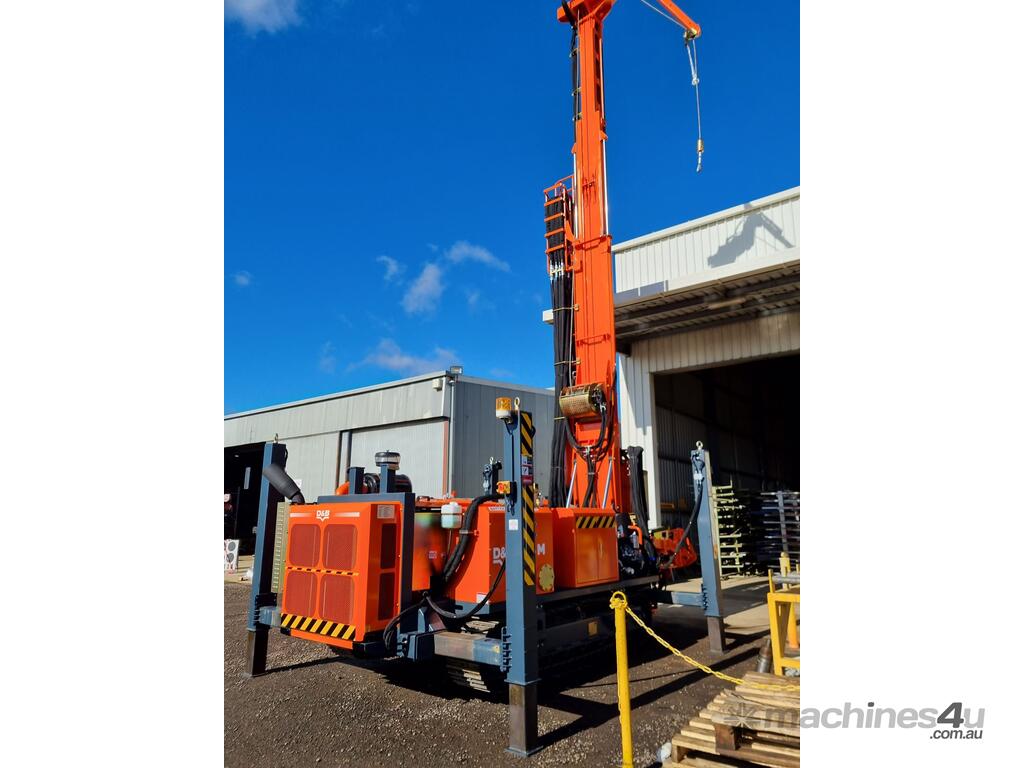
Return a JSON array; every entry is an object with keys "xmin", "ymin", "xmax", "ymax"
[{"xmin": 262, "ymin": 463, "xmax": 305, "ymax": 505}]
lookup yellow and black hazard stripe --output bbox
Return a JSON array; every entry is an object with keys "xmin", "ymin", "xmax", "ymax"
[
  {"xmin": 280, "ymin": 613, "xmax": 357, "ymax": 641},
  {"xmin": 520, "ymin": 411, "xmax": 537, "ymax": 588},
  {"xmin": 520, "ymin": 410, "xmax": 534, "ymax": 455},
  {"xmin": 575, "ymin": 514, "xmax": 616, "ymax": 529},
  {"xmin": 285, "ymin": 566, "xmax": 356, "ymax": 576}
]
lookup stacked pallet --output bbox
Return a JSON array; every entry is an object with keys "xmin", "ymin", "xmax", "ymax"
[
  {"xmin": 663, "ymin": 672, "xmax": 800, "ymax": 768},
  {"xmin": 711, "ymin": 486, "xmax": 760, "ymax": 577},
  {"xmin": 752, "ymin": 491, "xmax": 800, "ymax": 568}
]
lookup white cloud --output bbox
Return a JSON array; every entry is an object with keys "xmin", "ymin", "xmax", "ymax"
[
  {"xmin": 225, "ymin": 0, "xmax": 301, "ymax": 34},
  {"xmin": 354, "ymin": 339, "xmax": 459, "ymax": 376},
  {"xmin": 233, "ymin": 270, "xmax": 253, "ymax": 287},
  {"xmin": 465, "ymin": 288, "xmax": 480, "ymax": 309},
  {"xmin": 445, "ymin": 240, "xmax": 510, "ymax": 272},
  {"xmin": 402, "ymin": 262, "xmax": 444, "ymax": 314},
  {"xmin": 318, "ymin": 341, "xmax": 337, "ymax": 374},
  {"xmin": 376, "ymin": 255, "xmax": 404, "ymax": 282}
]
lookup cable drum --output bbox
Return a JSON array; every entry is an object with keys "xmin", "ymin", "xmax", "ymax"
[{"xmin": 558, "ymin": 383, "xmax": 603, "ymax": 418}]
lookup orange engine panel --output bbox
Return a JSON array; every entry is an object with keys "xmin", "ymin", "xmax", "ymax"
[
  {"xmin": 446, "ymin": 502, "xmax": 555, "ymax": 603},
  {"xmin": 552, "ymin": 506, "xmax": 620, "ymax": 588},
  {"xmin": 280, "ymin": 499, "xmax": 402, "ymax": 650}
]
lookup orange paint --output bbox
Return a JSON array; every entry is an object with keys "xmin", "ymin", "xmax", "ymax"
[
  {"xmin": 281, "ymin": 499, "xmax": 403, "ymax": 645},
  {"xmin": 652, "ymin": 529, "xmax": 698, "ymax": 569},
  {"xmin": 280, "ymin": 495, "xmax": 556, "ymax": 649},
  {"xmin": 552, "ymin": 506, "xmax": 619, "ymax": 588},
  {"xmin": 549, "ymin": 0, "xmax": 700, "ymax": 515}
]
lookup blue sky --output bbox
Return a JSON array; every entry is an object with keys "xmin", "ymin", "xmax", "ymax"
[{"xmin": 225, "ymin": 0, "xmax": 799, "ymax": 414}]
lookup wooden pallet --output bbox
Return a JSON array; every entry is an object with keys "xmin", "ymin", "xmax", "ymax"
[{"xmin": 665, "ymin": 671, "xmax": 800, "ymax": 768}]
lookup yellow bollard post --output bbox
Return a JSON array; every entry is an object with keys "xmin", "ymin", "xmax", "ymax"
[{"xmin": 611, "ymin": 591, "xmax": 634, "ymax": 768}]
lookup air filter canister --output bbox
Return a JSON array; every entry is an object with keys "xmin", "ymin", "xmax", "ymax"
[{"xmin": 558, "ymin": 383, "xmax": 604, "ymax": 418}]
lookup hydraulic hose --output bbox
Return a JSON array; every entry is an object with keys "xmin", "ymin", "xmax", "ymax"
[
  {"xmin": 441, "ymin": 493, "xmax": 500, "ymax": 584},
  {"xmin": 663, "ymin": 479, "xmax": 702, "ymax": 565},
  {"xmin": 625, "ymin": 447, "xmax": 659, "ymax": 565},
  {"xmin": 383, "ymin": 597, "xmax": 428, "ymax": 654},
  {"xmin": 386, "ymin": 492, "xmax": 503, "ymax": 650},
  {"xmin": 426, "ymin": 560, "xmax": 506, "ymax": 624}
]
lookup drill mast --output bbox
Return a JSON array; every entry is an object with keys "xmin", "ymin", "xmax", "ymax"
[{"xmin": 548, "ymin": 0, "xmax": 700, "ymax": 512}]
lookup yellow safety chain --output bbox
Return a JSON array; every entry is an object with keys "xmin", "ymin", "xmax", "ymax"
[{"xmin": 609, "ymin": 591, "xmax": 801, "ymax": 692}]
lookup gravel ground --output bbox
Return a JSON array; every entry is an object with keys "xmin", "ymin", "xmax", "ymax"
[{"xmin": 225, "ymin": 582, "xmax": 766, "ymax": 768}]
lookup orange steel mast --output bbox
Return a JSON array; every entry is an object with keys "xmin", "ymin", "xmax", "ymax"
[{"xmin": 551, "ymin": 0, "xmax": 700, "ymax": 512}]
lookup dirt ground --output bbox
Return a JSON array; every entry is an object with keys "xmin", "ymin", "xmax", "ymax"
[{"xmin": 224, "ymin": 581, "xmax": 768, "ymax": 768}]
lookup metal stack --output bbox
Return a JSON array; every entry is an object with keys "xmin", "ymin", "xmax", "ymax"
[
  {"xmin": 711, "ymin": 485, "xmax": 760, "ymax": 577},
  {"xmin": 754, "ymin": 490, "xmax": 800, "ymax": 568}
]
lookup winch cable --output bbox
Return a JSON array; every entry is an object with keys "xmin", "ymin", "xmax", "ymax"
[
  {"xmin": 637, "ymin": 0, "xmax": 705, "ymax": 173},
  {"xmin": 685, "ymin": 35, "xmax": 704, "ymax": 173}
]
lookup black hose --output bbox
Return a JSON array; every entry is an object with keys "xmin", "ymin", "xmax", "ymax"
[
  {"xmin": 663, "ymin": 480, "xmax": 702, "ymax": 565},
  {"xmin": 426, "ymin": 560, "xmax": 506, "ymax": 624},
  {"xmin": 549, "ymin": 211, "xmax": 574, "ymax": 508},
  {"xmin": 386, "ymin": 493, "xmax": 504, "ymax": 651},
  {"xmin": 441, "ymin": 493, "xmax": 500, "ymax": 584},
  {"xmin": 625, "ymin": 447, "xmax": 659, "ymax": 564},
  {"xmin": 382, "ymin": 595, "xmax": 428, "ymax": 654}
]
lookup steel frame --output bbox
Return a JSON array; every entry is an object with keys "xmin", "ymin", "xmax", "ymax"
[{"xmin": 244, "ymin": 431, "xmax": 727, "ymax": 754}]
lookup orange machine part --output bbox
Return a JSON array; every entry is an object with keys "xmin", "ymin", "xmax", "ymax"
[
  {"xmin": 552, "ymin": 506, "xmax": 619, "ymax": 588},
  {"xmin": 280, "ymin": 499, "xmax": 402, "ymax": 650},
  {"xmin": 652, "ymin": 528, "xmax": 698, "ymax": 569},
  {"xmin": 447, "ymin": 503, "xmax": 555, "ymax": 603},
  {"xmin": 280, "ymin": 496, "xmax": 557, "ymax": 650}
]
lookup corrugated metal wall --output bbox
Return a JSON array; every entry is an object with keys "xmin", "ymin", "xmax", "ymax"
[
  {"xmin": 452, "ymin": 380, "xmax": 555, "ymax": 500},
  {"xmin": 614, "ymin": 188, "xmax": 800, "ymax": 293},
  {"xmin": 225, "ymin": 375, "xmax": 555, "ymax": 503},
  {"xmin": 348, "ymin": 420, "xmax": 448, "ymax": 498},
  {"xmin": 223, "ymin": 377, "xmax": 446, "ymax": 447},
  {"xmin": 276, "ymin": 433, "xmax": 341, "ymax": 502},
  {"xmin": 618, "ymin": 311, "xmax": 800, "ymax": 526}
]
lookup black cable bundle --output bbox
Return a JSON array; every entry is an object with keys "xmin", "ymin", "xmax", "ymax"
[
  {"xmin": 548, "ymin": 195, "xmax": 575, "ymax": 508},
  {"xmin": 625, "ymin": 446, "xmax": 659, "ymax": 565}
]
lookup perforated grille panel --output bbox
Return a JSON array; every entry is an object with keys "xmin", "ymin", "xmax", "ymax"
[
  {"xmin": 283, "ymin": 571, "xmax": 317, "ymax": 616},
  {"xmin": 324, "ymin": 524, "xmax": 357, "ymax": 571},
  {"xmin": 319, "ymin": 574, "xmax": 355, "ymax": 625},
  {"xmin": 289, "ymin": 524, "xmax": 320, "ymax": 567}
]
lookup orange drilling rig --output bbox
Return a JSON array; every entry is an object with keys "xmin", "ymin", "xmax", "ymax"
[{"xmin": 245, "ymin": 1, "xmax": 723, "ymax": 756}]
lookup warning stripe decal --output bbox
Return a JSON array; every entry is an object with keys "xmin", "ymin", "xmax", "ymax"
[
  {"xmin": 520, "ymin": 411, "xmax": 537, "ymax": 588},
  {"xmin": 575, "ymin": 514, "xmax": 616, "ymax": 529},
  {"xmin": 280, "ymin": 613, "xmax": 357, "ymax": 641},
  {"xmin": 285, "ymin": 566, "xmax": 356, "ymax": 576}
]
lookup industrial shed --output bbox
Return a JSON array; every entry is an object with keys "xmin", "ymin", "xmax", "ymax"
[
  {"xmin": 224, "ymin": 373, "xmax": 554, "ymax": 552},
  {"xmin": 615, "ymin": 187, "xmax": 800, "ymax": 527}
]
